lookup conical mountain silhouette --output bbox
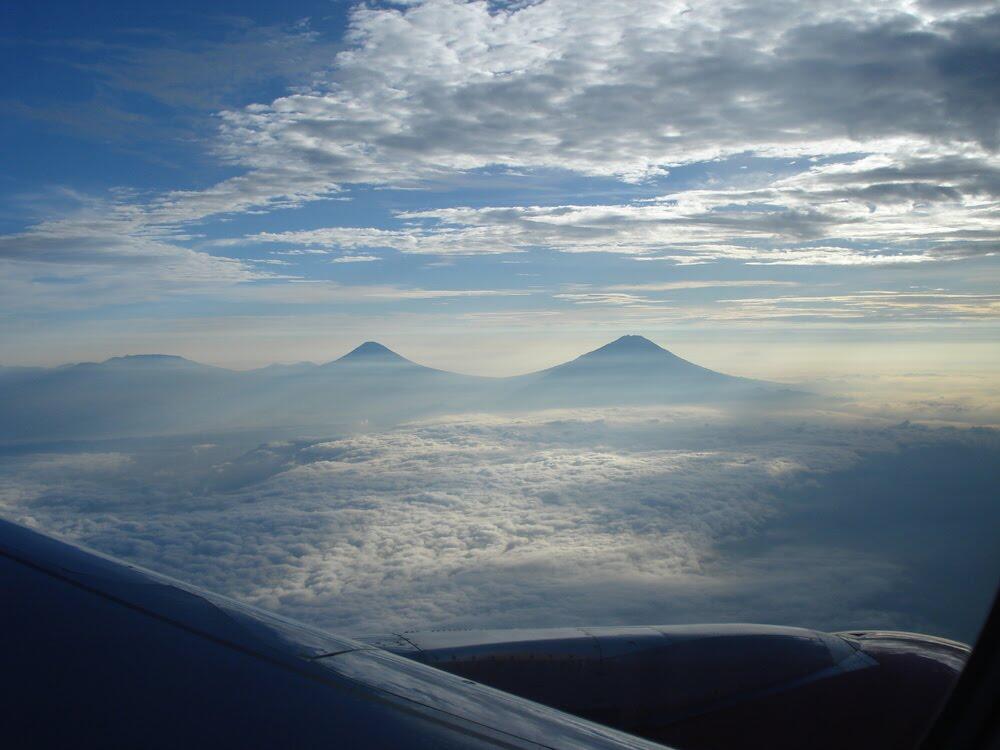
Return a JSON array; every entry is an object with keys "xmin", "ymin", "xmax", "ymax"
[
  {"xmin": 335, "ymin": 341, "xmax": 411, "ymax": 365},
  {"xmin": 579, "ymin": 334, "xmax": 667, "ymax": 357},
  {"xmin": 542, "ymin": 335, "xmax": 735, "ymax": 382},
  {"xmin": 0, "ymin": 335, "xmax": 795, "ymax": 440}
]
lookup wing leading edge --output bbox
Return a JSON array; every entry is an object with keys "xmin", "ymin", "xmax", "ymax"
[{"xmin": 0, "ymin": 517, "xmax": 668, "ymax": 749}]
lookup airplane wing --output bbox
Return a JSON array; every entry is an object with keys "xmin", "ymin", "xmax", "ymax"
[
  {"xmin": 0, "ymin": 517, "xmax": 668, "ymax": 749},
  {"xmin": 0, "ymin": 516, "xmax": 970, "ymax": 749}
]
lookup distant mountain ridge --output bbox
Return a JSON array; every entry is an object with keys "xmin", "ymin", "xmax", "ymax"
[
  {"xmin": 0, "ymin": 336, "xmax": 798, "ymax": 440},
  {"xmin": 74, "ymin": 354, "xmax": 223, "ymax": 371},
  {"xmin": 10, "ymin": 336, "xmax": 743, "ymax": 377}
]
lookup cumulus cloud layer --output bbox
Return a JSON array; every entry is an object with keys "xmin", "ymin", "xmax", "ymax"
[
  {"xmin": 213, "ymin": 0, "xmax": 998, "ymax": 268},
  {"xmin": 4, "ymin": 0, "xmax": 998, "ymax": 316},
  {"xmin": 3, "ymin": 407, "xmax": 997, "ymax": 642},
  {"xmin": 218, "ymin": 0, "xmax": 1000, "ymax": 184}
]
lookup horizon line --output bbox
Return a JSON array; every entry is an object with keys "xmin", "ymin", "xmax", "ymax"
[{"xmin": 2, "ymin": 334, "xmax": 708, "ymax": 379}]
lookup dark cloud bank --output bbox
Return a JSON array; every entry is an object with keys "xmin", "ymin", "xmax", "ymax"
[{"xmin": 1, "ymin": 339, "xmax": 998, "ymax": 644}]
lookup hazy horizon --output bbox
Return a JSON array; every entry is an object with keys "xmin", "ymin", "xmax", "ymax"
[
  {"xmin": 6, "ymin": 333, "xmax": 1000, "ymax": 398},
  {"xmin": 8, "ymin": 333, "xmax": 998, "ymax": 431}
]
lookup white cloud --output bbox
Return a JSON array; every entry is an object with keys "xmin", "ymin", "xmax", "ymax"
[
  {"xmin": 607, "ymin": 280, "xmax": 800, "ymax": 292},
  {"xmin": 715, "ymin": 291, "xmax": 1000, "ymax": 321},
  {"xmin": 541, "ymin": 288, "xmax": 1000, "ymax": 323},
  {"xmin": 198, "ymin": 0, "xmax": 996, "ymax": 267},
  {"xmin": 4, "ymin": 406, "xmax": 996, "ymax": 640},
  {"xmin": 236, "ymin": 150, "xmax": 998, "ymax": 265},
  {"xmin": 3, "ymin": 0, "xmax": 997, "ymax": 314},
  {"xmin": 25, "ymin": 452, "xmax": 133, "ymax": 474},
  {"xmin": 553, "ymin": 292, "xmax": 657, "ymax": 306},
  {"xmin": 215, "ymin": 0, "xmax": 1000, "ymax": 190},
  {"xmin": 241, "ymin": 225, "xmax": 528, "ymax": 256},
  {"xmin": 15, "ymin": 0, "xmax": 990, "ymax": 276},
  {"xmin": 208, "ymin": 281, "xmax": 530, "ymax": 304}
]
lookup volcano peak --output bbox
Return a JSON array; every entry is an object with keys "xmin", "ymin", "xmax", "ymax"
[
  {"xmin": 583, "ymin": 335, "xmax": 669, "ymax": 357},
  {"xmin": 336, "ymin": 341, "xmax": 409, "ymax": 363}
]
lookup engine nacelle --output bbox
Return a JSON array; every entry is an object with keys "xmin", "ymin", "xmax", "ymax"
[{"xmin": 359, "ymin": 624, "xmax": 969, "ymax": 749}]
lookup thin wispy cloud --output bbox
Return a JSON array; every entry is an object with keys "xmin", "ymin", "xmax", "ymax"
[{"xmin": 331, "ymin": 255, "xmax": 381, "ymax": 264}]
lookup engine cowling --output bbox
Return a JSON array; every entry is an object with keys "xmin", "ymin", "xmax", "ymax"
[{"xmin": 358, "ymin": 624, "xmax": 969, "ymax": 750}]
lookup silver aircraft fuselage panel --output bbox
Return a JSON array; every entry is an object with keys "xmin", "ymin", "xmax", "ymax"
[{"xmin": 0, "ymin": 517, "xmax": 671, "ymax": 749}]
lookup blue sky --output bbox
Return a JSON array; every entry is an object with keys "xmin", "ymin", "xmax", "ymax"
[{"xmin": 2, "ymin": 0, "xmax": 999, "ymax": 378}]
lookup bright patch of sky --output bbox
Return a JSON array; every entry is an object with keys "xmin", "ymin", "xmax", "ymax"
[{"xmin": 2, "ymin": 0, "xmax": 999, "ymax": 379}]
